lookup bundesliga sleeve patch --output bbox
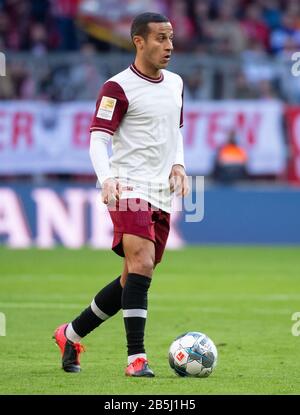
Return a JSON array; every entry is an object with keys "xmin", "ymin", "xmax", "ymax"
[{"xmin": 96, "ymin": 96, "xmax": 117, "ymax": 120}]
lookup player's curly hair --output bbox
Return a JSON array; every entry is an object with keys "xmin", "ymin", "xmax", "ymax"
[{"xmin": 130, "ymin": 12, "xmax": 169, "ymax": 43}]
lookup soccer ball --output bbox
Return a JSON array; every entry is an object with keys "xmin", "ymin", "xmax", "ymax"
[{"xmin": 168, "ymin": 331, "xmax": 218, "ymax": 377}]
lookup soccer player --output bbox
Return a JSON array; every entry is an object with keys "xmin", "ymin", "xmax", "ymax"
[{"xmin": 53, "ymin": 12, "xmax": 189, "ymax": 377}]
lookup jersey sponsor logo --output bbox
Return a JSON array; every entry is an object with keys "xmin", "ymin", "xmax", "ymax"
[{"xmin": 96, "ymin": 96, "xmax": 117, "ymax": 120}]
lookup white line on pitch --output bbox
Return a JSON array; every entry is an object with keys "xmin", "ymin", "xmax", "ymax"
[{"xmin": 0, "ymin": 302, "xmax": 292, "ymax": 315}]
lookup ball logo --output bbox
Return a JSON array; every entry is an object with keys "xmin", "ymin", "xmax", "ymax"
[{"xmin": 176, "ymin": 351, "xmax": 185, "ymax": 362}]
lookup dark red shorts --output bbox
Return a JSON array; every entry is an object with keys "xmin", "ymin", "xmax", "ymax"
[{"xmin": 108, "ymin": 198, "xmax": 170, "ymax": 264}]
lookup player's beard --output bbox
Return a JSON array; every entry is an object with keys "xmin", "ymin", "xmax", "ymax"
[
  {"xmin": 154, "ymin": 58, "xmax": 170, "ymax": 69},
  {"xmin": 145, "ymin": 50, "xmax": 170, "ymax": 71}
]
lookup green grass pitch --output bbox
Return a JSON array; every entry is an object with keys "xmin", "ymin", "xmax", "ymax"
[{"xmin": 0, "ymin": 246, "xmax": 299, "ymax": 395}]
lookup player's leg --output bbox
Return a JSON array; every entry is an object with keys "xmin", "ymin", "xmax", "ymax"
[
  {"xmin": 120, "ymin": 257, "xmax": 129, "ymax": 287},
  {"xmin": 69, "ymin": 276, "xmax": 124, "ymax": 340},
  {"xmin": 122, "ymin": 234, "xmax": 155, "ymax": 377},
  {"xmin": 54, "ymin": 261, "xmax": 127, "ymax": 372},
  {"xmin": 120, "ymin": 209, "xmax": 170, "ymax": 376}
]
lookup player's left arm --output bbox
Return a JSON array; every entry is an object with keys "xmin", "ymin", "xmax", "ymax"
[
  {"xmin": 169, "ymin": 131, "xmax": 190, "ymax": 197},
  {"xmin": 169, "ymin": 81, "xmax": 190, "ymax": 197}
]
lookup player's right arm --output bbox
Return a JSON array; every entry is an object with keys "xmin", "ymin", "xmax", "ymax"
[
  {"xmin": 89, "ymin": 81, "xmax": 129, "ymax": 204},
  {"xmin": 89, "ymin": 133, "xmax": 121, "ymax": 204}
]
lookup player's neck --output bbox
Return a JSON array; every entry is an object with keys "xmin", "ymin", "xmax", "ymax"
[{"xmin": 133, "ymin": 59, "xmax": 161, "ymax": 80}]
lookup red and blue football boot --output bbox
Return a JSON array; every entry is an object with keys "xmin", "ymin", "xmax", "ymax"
[
  {"xmin": 53, "ymin": 323, "xmax": 85, "ymax": 373},
  {"xmin": 125, "ymin": 357, "xmax": 155, "ymax": 377}
]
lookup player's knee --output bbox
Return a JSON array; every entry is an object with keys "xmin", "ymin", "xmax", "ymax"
[{"xmin": 128, "ymin": 254, "xmax": 154, "ymax": 277}]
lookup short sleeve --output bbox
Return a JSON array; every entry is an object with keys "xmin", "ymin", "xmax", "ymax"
[{"xmin": 90, "ymin": 81, "xmax": 129, "ymax": 135}]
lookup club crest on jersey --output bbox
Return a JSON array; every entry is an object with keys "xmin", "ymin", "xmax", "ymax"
[{"xmin": 97, "ymin": 96, "xmax": 117, "ymax": 120}]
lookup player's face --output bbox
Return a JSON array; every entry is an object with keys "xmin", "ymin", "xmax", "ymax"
[{"xmin": 143, "ymin": 22, "xmax": 174, "ymax": 69}]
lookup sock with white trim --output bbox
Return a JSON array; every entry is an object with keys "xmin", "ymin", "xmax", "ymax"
[
  {"xmin": 67, "ymin": 276, "xmax": 123, "ymax": 341},
  {"xmin": 122, "ymin": 273, "xmax": 151, "ymax": 361}
]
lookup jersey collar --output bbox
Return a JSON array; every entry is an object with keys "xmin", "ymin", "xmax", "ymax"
[{"xmin": 130, "ymin": 63, "xmax": 164, "ymax": 83}]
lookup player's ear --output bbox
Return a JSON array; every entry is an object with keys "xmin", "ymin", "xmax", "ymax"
[{"xmin": 132, "ymin": 35, "xmax": 145, "ymax": 50}]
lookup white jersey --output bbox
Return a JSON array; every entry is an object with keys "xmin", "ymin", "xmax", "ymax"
[{"xmin": 90, "ymin": 63, "xmax": 184, "ymax": 213}]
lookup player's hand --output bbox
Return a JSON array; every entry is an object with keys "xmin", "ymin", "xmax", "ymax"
[
  {"xmin": 101, "ymin": 178, "xmax": 122, "ymax": 205},
  {"xmin": 169, "ymin": 165, "xmax": 190, "ymax": 197}
]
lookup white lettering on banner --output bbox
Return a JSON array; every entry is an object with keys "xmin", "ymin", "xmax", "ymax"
[
  {"xmin": 0, "ymin": 188, "xmax": 31, "ymax": 247},
  {"xmin": 0, "ymin": 188, "xmax": 184, "ymax": 248},
  {"xmin": 88, "ymin": 190, "xmax": 114, "ymax": 248},
  {"xmin": 32, "ymin": 189, "xmax": 86, "ymax": 248},
  {"xmin": 0, "ymin": 101, "xmax": 285, "ymax": 175},
  {"xmin": 165, "ymin": 196, "xmax": 185, "ymax": 249}
]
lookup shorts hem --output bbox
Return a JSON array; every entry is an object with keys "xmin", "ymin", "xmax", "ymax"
[{"xmin": 111, "ymin": 231, "xmax": 156, "ymax": 258}]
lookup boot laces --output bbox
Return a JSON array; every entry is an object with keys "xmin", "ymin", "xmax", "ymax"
[{"xmin": 132, "ymin": 357, "xmax": 147, "ymax": 369}]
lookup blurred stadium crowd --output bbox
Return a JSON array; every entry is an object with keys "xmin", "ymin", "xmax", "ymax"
[{"xmin": 0, "ymin": 0, "xmax": 300, "ymax": 102}]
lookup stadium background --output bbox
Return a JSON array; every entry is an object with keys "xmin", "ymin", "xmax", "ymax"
[
  {"xmin": 1, "ymin": 0, "xmax": 300, "ymax": 246},
  {"xmin": 0, "ymin": 0, "xmax": 300, "ymax": 396}
]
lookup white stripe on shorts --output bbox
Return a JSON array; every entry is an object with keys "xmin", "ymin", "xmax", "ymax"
[
  {"xmin": 122, "ymin": 309, "xmax": 147, "ymax": 318},
  {"xmin": 91, "ymin": 299, "xmax": 110, "ymax": 320}
]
